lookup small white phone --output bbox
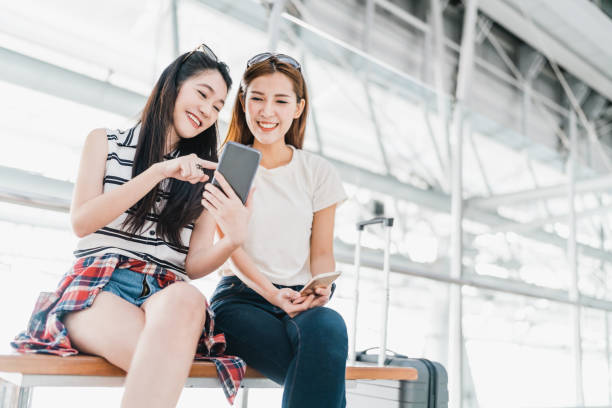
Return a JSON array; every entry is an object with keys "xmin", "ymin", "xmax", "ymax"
[{"xmin": 299, "ymin": 271, "xmax": 342, "ymax": 296}]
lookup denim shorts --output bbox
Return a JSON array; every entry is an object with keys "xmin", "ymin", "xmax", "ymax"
[{"xmin": 101, "ymin": 268, "xmax": 164, "ymax": 306}]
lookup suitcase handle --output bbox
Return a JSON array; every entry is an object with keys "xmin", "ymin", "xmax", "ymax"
[
  {"xmin": 356, "ymin": 347, "xmax": 408, "ymax": 359},
  {"xmin": 356, "ymin": 217, "xmax": 394, "ymax": 230},
  {"xmin": 349, "ymin": 217, "xmax": 395, "ymax": 366}
]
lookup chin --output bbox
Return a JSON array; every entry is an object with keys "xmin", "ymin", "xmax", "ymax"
[
  {"xmin": 180, "ymin": 125, "xmax": 201, "ymax": 139},
  {"xmin": 254, "ymin": 132, "xmax": 283, "ymax": 145}
]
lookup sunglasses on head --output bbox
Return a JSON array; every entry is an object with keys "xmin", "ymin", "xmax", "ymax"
[
  {"xmin": 246, "ymin": 52, "xmax": 302, "ymax": 71},
  {"xmin": 182, "ymin": 43, "xmax": 218, "ymax": 63}
]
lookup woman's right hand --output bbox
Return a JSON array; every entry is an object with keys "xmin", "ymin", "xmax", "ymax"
[
  {"xmin": 157, "ymin": 153, "xmax": 217, "ymax": 184},
  {"xmin": 272, "ymin": 288, "xmax": 315, "ymax": 318},
  {"xmin": 202, "ymin": 171, "xmax": 254, "ymax": 248}
]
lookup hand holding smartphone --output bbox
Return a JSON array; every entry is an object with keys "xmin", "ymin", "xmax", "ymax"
[
  {"xmin": 299, "ymin": 271, "xmax": 342, "ymax": 296},
  {"xmin": 211, "ymin": 142, "xmax": 261, "ymax": 204}
]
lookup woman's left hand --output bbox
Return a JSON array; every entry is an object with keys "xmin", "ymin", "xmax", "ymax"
[
  {"xmin": 293, "ymin": 285, "xmax": 332, "ymax": 308},
  {"xmin": 201, "ymin": 171, "xmax": 253, "ymax": 247}
]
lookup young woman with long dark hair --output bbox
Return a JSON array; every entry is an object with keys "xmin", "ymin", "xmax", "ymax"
[
  {"xmin": 12, "ymin": 44, "xmax": 251, "ymax": 407},
  {"xmin": 203, "ymin": 53, "xmax": 348, "ymax": 407}
]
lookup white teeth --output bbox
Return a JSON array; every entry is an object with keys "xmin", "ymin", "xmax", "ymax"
[
  {"xmin": 259, "ymin": 122, "xmax": 277, "ymax": 129},
  {"xmin": 187, "ymin": 112, "xmax": 201, "ymax": 126}
]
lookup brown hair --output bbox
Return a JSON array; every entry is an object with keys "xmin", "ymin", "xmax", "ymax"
[{"xmin": 224, "ymin": 56, "xmax": 308, "ymax": 149}]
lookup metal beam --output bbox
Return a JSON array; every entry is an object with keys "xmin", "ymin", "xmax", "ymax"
[
  {"xmin": 0, "ymin": 47, "xmax": 145, "ymax": 118},
  {"xmin": 583, "ymin": 93, "xmax": 607, "ymax": 119},
  {"xmin": 423, "ymin": 107, "xmax": 449, "ymax": 191},
  {"xmin": 430, "ymin": 0, "xmax": 451, "ymax": 189},
  {"xmin": 171, "ymin": 0, "xmax": 180, "ymax": 57},
  {"xmin": 200, "ymin": 0, "xmax": 571, "ymax": 122},
  {"xmin": 267, "ymin": 0, "xmax": 287, "ymax": 51},
  {"xmin": 607, "ymin": 309, "xmax": 612, "ymax": 407},
  {"xmin": 519, "ymin": 46, "xmax": 544, "ymax": 140},
  {"xmin": 518, "ymin": 45, "xmax": 545, "ymax": 81},
  {"xmin": 544, "ymin": 55, "xmax": 611, "ymax": 173},
  {"xmin": 478, "ymin": 0, "xmax": 612, "ymax": 102},
  {"xmin": 0, "ymin": 166, "xmax": 72, "ymax": 212},
  {"xmin": 468, "ymin": 174, "xmax": 612, "ymax": 209},
  {"xmin": 363, "ymin": 0, "xmax": 375, "ymax": 52},
  {"xmin": 374, "ymin": 0, "xmax": 430, "ymax": 33},
  {"xmin": 449, "ymin": 1, "xmax": 478, "ymax": 406},
  {"xmin": 475, "ymin": 15, "xmax": 493, "ymax": 44},
  {"xmin": 566, "ymin": 75, "xmax": 590, "ymax": 106},
  {"xmin": 567, "ymin": 111, "xmax": 585, "ymax": 406},
  {"xmin": 478, "ymin": 16, "xmax": 522, "ymax": 81},
  {"xmin": 333, "ymin": 240, "xmax": 612, "ymax": 312},
  {"xmin": 490, "ymin": 203, "xmax": 612, "ymax": 234}
]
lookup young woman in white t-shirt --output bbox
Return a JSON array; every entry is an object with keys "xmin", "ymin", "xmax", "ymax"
[{"xmin": 203, "ymin": 53, "xmax": 348, "ymax": 407}]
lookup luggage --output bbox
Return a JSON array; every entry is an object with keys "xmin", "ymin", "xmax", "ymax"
[
  {"xmin": 349, "ymin": 348, "xmax": 449, "ymax": 408},
  {"xmin": 348, "ymin": 217, "xmax": 449, "ymax": 408}
]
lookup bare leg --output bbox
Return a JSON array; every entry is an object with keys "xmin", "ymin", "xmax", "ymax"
[
  {"xmin": 64, "ymin": 291, "xmax": 145, "ymax": 371},
  {"xmin": 120, "ymin": 282, "xmax": 207, "ymax": 408}
]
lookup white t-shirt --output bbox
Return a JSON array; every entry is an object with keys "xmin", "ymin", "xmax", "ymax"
[{"xmin": 226, "ymin": 146, "xmax": 347, "ymax": 286}]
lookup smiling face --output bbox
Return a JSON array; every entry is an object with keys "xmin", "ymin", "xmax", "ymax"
[
  {"xmin": 243, "ymin": 72, "xmax": 305, "ymax": 147},
  {"xmin": 172, "ymin": 69, "xmax": 228, "ymax": 140}
]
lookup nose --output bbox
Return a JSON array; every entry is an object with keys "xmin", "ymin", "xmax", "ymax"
[
  {"xmin": 260, "ymin": 99, "xmax": 274, "ymax": 118},
  {"xmin": 199, "ymin": 100, "xmax": 213, "ymax": 118}
]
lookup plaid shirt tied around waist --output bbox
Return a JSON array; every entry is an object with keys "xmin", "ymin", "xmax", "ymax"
[{"xmin": 11, "ymin": 253, "xmax": 246, "ymax": 404}]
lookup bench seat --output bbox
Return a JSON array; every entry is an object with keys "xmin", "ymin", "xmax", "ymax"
[{"xmin": 0, "ymin": 353, "xmax": 418, "ymax": 407}]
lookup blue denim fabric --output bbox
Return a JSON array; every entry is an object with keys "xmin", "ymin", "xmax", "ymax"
[
  {"xmin": 101, "ymin": 267, "xmax": 163, "ymax": 306},
  {"xmin": 210, "ymin": 276, "xmax": 348, "ymax": 408}
]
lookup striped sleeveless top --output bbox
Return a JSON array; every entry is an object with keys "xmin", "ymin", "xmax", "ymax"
[{"xmin": 74, "ymin": 125, "xmax": 194, "ymax": 280}]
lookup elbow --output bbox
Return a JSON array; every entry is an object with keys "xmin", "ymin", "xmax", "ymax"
[
  {"xmin": 184, "ymin": 260, "xmax": 206, "ymax": 279},
  {"xmin": 70, "ymin": 213, "xmax": 91, "ymax": 238},
  {"xmin": 184, "ymin": 262, "xmax": 195, "ymax": 279},
  {"xmin": 72, "ymin": 225, "xmax": 89, "ymax": 239}
]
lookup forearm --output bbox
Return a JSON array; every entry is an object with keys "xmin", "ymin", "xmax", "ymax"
[
  {"xmin": 310, "ymin": 252, "xmax": 336, "ymax": 277},
  {"xmin": 230, "ymin": 248, "xmax": 279, "ymax": 303},
  {"xmin": 186, "ymin": 236, "xmax": 239, "ymax": 279},
  {"xmin": 71, "ymin": 163, "xmax": 165, "ymax": 237}
]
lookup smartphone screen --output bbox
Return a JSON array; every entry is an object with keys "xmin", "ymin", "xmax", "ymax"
[{"xmin": 212, "ymin": 142, "xmax": 261, "ymax": 203}]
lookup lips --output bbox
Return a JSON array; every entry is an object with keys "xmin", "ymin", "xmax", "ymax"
[
  {"xmin": 257, "ymin": 121, "xmax": 278, "ymax": 132},
  {"xmin": 187, "ymin": 112, "xmax": 202, "ymax": 128}
]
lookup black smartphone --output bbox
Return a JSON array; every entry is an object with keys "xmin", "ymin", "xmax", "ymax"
[{"xmin": 211, "ymin": 142, "xmax": 261, "ymax": 204}]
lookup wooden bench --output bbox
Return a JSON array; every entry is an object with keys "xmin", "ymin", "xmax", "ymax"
[{"xmin": 0, "ymin": 353, "xmax": 418, "ymax": 407}]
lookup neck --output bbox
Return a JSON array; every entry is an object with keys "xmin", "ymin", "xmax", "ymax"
[{"xmin": 253, "ymin": 138, "xmax": 293, "ymax": 169}]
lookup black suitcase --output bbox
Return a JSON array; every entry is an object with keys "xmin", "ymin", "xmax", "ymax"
[
  {"xmin": 348, "ymin": 218, "xmax": 449, "ymax": 408},
  {"xmin": 348, "ymin": 348, "xmax": 449, "ymax": 408}
]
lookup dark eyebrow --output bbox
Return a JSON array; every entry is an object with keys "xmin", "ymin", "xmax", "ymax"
[
  {"xmin": 250, "ymin": 90, "xmax": 292, "ymax": 98},
  {"xmin": 197, "ymin": 83, "xmax": 215, "ymax": 93},
  {"xmin": 197, "ymin": 83, "xmax": 225, "ymax": 105}
]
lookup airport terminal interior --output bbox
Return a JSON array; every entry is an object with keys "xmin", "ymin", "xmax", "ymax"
[{"xmin": 2, "ymin": 0, "xmax": 612, "ymax": 406}]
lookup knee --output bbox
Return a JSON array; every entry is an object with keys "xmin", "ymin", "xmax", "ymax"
[
  {"xmin": 146, "ymin": 283, "xmax": 207, "ymax": 331},
  {"xmin": 312, "ymin": 308, "xmax": 347, "ymax": 340},
  {"xmin": 299, "ymin": 308, "xmax": 348, "ymax": 357}
]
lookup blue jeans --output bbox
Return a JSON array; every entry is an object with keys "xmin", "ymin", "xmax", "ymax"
[{"xmin": 210, "ymin": 276, "xmax": 348, "ymax": 408}]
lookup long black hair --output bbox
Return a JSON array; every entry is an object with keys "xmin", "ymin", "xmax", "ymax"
[{"xmin": 124, "ymin": 50, "xmax": 232, "ymax": 247}]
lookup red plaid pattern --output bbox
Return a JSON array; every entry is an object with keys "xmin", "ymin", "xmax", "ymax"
[{"xmin": 11, "ymin": 253, "xmax": 246, "ymax": 404}]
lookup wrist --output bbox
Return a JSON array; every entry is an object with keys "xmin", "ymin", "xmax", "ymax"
[
  {"xmin": 221, "ymin": 235, "xmax": 242, "ymax": 252},
  {"xmin": 150, "ymin": 162, "xmax": 166, "ymax": 181},
  {"xmin": 263, "ymin": 287, "xmax": 280, "ymax": 305}
]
